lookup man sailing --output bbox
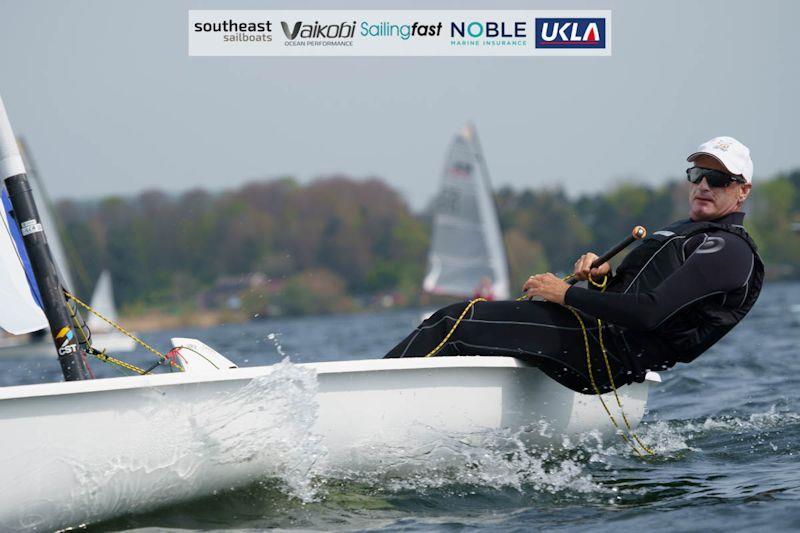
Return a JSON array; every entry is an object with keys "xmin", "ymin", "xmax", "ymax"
[{"xmin": 386, "ymin": 137, "xmax": 764, "ymax": 394}]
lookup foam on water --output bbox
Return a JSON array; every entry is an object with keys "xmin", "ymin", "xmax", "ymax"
[
  {"xmin": 328, "ymin": 426, "xmax": 606, "ymax": 496},
  {"xmin": 629, "ymin": 405, "xmax": 800, "ymax": 457},
  {"xmin": 301, "ymin": 405, "xmax": 800, "ymax": 505}
]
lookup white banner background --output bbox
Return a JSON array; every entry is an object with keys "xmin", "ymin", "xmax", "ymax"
[{"xmin": 189, "ymin": 10, "xmax": 612, "ymax": 57}]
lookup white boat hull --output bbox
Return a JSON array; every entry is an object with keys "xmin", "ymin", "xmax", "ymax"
[{"xmin": 0, "ymin": 356, "xmax": 657, "ymax": 530}]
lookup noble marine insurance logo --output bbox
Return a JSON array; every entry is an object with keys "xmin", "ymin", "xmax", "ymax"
[
  {"xmin": 449, "ymin": 20, "xmax": 528, "ymax": 48},
  {"xmin": 192, "ymin": 19, "xmax": 274, "ymax": 43}
]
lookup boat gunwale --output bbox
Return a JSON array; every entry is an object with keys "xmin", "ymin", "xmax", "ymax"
[
  {"xmin": 0, "ymin": 356, "xmax": 660, "ymax": 402},
  {"xmin": 0, "ymin": 356, "xmax": 539, "ymax": 401}
]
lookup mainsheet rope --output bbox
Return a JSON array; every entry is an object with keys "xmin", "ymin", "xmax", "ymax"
[{"xmin": 64, "ymin": 289, "xmax": 183, "ymax": 374}]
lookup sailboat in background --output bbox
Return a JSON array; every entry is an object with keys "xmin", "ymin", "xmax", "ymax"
[
  {"xmin": 423, "ymin": 123, "xmax": 510, "ymax": 301},
  {"xmin": 0, "ymin": 140, "xmax": 135, "ymax": 357},
  {"xmin": 85, "ymin": 269, "xmax": 136, "ymax": 352}
]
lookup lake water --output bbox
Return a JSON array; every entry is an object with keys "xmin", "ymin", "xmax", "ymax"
[{"xmin": 2, "ymin": 282, "xmax": 799, "ymax": 531}]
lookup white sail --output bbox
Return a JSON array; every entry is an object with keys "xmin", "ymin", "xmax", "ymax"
[
  {"xmin": 422, "ymin": 123, "xmax": 510, "ymax": 299},
  {"xmin": 0, "ymin": 208, "xmax": 48, "ymax": 334},
  {"xmin": 0, "ymin": 94, "xmax": 48, "ymax": 334},
  {"xmin": 87, "ymin": 270, "xmax": 118, "ymax": 332}
]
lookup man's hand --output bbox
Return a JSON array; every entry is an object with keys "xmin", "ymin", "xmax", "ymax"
[
  {"xmin": 522, "ymin": 273, "xmax": 570, "ymax": 304},
  {"xmin": 572, "ymin": 252, "xmax": 611, "ymax": 281}
]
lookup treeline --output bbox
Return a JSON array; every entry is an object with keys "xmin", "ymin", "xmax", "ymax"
[
  {"xmin": 55, "ymin": 169, "xmax": 800, "ymax": 316},
  {"xmin": 57, "ymin": 177, "xmax": 427, "ymax": 313}
]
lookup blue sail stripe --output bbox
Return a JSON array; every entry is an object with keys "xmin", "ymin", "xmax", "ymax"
[{"xmin": 2, "ymin": 188, "xmax": 43, "ymax": 308}]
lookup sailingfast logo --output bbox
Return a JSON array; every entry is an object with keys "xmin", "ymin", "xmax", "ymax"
[{"xmin": 534, "ymin": 18, "xmax": 606, "ymax": 49}]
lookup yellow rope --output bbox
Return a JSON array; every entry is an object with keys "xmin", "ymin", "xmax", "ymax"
[
  {"xmin": 64, "ymin": 290, "xmax": 183, "ymax": 372},
  {"xmin": 577, "ymin": 272, "xmax": 654, "ymax": 456},
  {"xmin": 424, "ymin": 272, "xmax": 654, "ymax": 457},
  {"xmin": 565, "ymin": 305, "xmax": 652, "ymax": 457},
  {"xmin": 595, "ymin": 316, "xmax": 655, "ymax": 455},
  {"xmin": 93, "ymin": 351, "xmax": 149, "ymax": 374},
  {"xmin": 424, "ymin": 298, "xmax": 486, "ymax": 357},
  {"xmin": 65, "ymin": 297, "xmax": 148, "ymax": 375},
  {"xmin": 587, "ymin": 272, "xmax": 607, "ymax": 290}
]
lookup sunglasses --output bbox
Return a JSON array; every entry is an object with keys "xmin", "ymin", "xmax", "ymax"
[{"xmin": 686, "ymin": 167, "xmax": 746, "ymax": 188}]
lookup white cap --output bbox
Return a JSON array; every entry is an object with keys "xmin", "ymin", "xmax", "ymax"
[{"xmin": 687, "ymin": 136, "xmax": 753, "ymax": 183}]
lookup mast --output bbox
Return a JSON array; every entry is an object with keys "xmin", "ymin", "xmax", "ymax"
[
  {"xmin": 18, "ymin": 137, "xmax": 87, "ymax": 292},
  {"xmin": 0, "ymin": 95, "xmax": 90, "ymax": 380}
]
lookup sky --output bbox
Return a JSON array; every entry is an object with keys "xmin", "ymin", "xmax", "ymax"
[{"xmin": 0, "ymin": 0, "xmax": 798, "ymax": 210}]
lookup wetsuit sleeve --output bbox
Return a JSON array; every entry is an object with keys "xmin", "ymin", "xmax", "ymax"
[{"xmin": 563, "ymin": 232, "xmax": 755, "ymax": 330}]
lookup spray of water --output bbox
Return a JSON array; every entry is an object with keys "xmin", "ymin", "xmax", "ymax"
[{"xmin": 266, "ymin": 332, "xmax": 289, "ymax": 358}]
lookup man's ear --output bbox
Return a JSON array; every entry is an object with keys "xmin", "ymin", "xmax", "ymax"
[{"xmin": 739, "ymin": 183, "xmax": 752, "ymax": 203}]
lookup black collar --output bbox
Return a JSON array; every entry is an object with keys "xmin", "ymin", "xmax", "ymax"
[
  {"xmin": 690, "ymin": 212, "xmax": 745, "ymax": 225},
  {"xmin": 712, "ymin": 212, "xmax": 745, "ymax": 225}
]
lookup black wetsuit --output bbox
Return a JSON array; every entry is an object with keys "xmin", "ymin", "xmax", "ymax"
[{"xmin": 385, "ymin": 212, "xmax": 763, "ymax": 394}]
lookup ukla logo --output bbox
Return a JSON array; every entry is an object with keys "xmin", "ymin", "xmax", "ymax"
[{"xmin": 535, "ymin": 18, "xmax": 606, "ymax": 48}]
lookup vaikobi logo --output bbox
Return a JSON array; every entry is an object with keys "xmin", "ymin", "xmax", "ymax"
[
  {"xmin": 281, "ymin": 20, "xmax": 356, "ymax": 39},
  {"xmin": 281, "ymin": 20, "xmax": 357, "ymax": 47},
  {"xmin": 535, "ymin": 18, "xmax": 605, "ymax": 48}
]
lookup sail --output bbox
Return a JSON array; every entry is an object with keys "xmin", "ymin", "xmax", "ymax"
[
  {"xmin": 0, "ymin": 95, "xmax": 48, "ymax": 334},
  {"xmin": 422, "ymin": 124, "xmax": 510, "ymax": 299},
  {"xmin": 87, "ymin": 270, "xmax": 118, "ymax": 333}
]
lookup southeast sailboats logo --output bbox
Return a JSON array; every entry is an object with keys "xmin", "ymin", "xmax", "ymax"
[{"xmin": 55, "ymin": 326, "xmax": 77, "ymax": 355}]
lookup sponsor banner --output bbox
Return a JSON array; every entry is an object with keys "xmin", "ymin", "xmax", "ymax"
[{"xmin": 189, "ymin": 10, "xmax": 611, "ymax": 57}]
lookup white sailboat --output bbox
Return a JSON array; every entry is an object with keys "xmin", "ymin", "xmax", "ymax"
[
  {"xmin": 423, "ymin": 123, "xmax": 510, "ymax": 300},
  {"xmin": 0, "ymin": 95, "xmax": 658, "ymax": 531},
  {"xmin": 85, "ymin": 269, "xmax": 137, "ymax": 352}
]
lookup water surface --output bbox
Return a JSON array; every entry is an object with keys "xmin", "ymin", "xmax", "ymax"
[{"xmin": 2, "ymin": 282, "xmax": 798, "ymax": 532}]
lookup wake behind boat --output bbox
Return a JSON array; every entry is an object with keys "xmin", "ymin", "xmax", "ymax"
[{"xmin": 0, "ymin": 94, "xmax": 658, "ymax": 531}]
